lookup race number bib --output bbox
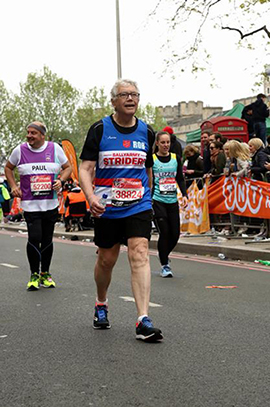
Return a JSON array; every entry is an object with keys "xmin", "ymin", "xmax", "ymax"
[
  {"xmin": 30, "ymin": 175, "xmax": 52, "ymax": 196},
  {"xmin": 159, "ymin": 178, "xmax": 177, "ymax": 195},
  {"xmin": 111, "ymin": 178, "xmax": 144, "ymax": 207}
]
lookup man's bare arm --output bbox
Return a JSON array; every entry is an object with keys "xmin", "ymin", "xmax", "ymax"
[
  {"xmin": 4, "ymin": 161, "xmax": 22, "ymax": 197},
  {"xmin": 79, "ymin": 160, "xmax": 105, "ymax": 216},
  {"xmin": 53, "ymin": 161, "xmax": 73, "ymax": 191}
]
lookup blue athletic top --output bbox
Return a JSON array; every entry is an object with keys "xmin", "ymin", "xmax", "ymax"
[{"xmin": 94, "ymin": 116, "xmax": 152, "ymax": 219}]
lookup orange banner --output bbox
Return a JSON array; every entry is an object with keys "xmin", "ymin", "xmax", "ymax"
[
  {"xmin": 208, "ymin": 176, "xmax": 270, "ymax": 218},
  {"xmin": 62, "ymin": 139, "xmax": 78, "ymax": 182},
  {"xmin": 179, "ymin": 181, "xmax": 210, "ymax": 234}
]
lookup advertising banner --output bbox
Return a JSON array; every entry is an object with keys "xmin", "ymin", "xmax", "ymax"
[
  {"xmin": 208, "ymin": 176, "xmax": 270, "ymax": 219},
  {"xmin": 62, "ymin": 139, "xmax": 79, "ymax": 182},
  {"xmin": 179, "ymin": 181, "xmax": 210, "ymax": 234}
]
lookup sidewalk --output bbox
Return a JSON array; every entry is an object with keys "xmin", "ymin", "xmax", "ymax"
[{"xmin": 2, "ymin": 222, "xmax": 270, "ymax": 263}]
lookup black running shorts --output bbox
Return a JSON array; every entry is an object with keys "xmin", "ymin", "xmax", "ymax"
[
  {"xmin": 93, "ymin": 210, "xmax": 153, "ymax": 248},
  {"xmin": 152, "ymin": 200, "xmax": 179, "ymax": 219}
]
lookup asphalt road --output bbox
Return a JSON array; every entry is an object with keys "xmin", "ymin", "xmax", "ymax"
[{"xmin": 1, "ymin": 230, "xmax": 270, "ymax": 407}]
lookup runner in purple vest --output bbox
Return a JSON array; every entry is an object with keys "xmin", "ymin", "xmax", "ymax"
[
  {"xmin": 80, "ymin": 79, "xmax": 163, "ymax": 342},
  {"xmin": 5, "ymin": 121, "xmax": 72, "ymax": 290}
]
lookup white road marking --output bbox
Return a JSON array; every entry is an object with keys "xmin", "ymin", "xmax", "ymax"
[
  {"xmin": 119, "ymin": 296, "xmax": 162, "ymax": 307},
  {"xmin": 0, "ymin": 263, "xmax": 19, "ymax": 269},
  {"xmin": 0, "ymin": 335, "xmax": 8, "ymax": 338}
]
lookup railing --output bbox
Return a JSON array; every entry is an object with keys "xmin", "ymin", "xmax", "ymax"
[{"xmin": 184, "ymin": 172, "xmax": 270, "ymax": 239}]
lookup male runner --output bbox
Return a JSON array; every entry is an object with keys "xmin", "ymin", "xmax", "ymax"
[
  {"xmin": 79, "ymin": 79, "xmax": 163, "ymax": 342},
  {"xmin": 5, "ymin": 121, "xmax": 72, "ymax": 290}
]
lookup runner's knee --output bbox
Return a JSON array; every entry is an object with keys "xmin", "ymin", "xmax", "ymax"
[
  {"xmin": 96, "ymin": 247, "xmax": 119, "ymax": 271},
  {"xmin": 128, "ymin": 238, "xmax": 149, "ymax": 268}
]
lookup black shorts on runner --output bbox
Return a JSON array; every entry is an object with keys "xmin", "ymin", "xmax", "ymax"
[
  {"xmin": 152, "ymin": 200, "xmax": 179, "ymax": 219},
  {"xmin": 93, "ymin": 210, "xmax": 153, "ymax": 249}
]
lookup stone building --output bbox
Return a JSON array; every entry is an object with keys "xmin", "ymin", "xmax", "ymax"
[
  {"xmin": 158, "ymin": 101, "xmax": 223, "ymax": 140},
  {"xmin": 158, "ymin": 66, "xmax": 270, "ymax": 141}
]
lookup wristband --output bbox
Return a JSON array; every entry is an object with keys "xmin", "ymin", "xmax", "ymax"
[{"xmin": 60, "ymin": 179, "xmax": 65, "ymax": 188}]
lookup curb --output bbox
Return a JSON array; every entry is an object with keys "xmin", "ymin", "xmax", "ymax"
[{"xmin": 2, "ymin": 225, "xmax": 270, "ymax": 263}]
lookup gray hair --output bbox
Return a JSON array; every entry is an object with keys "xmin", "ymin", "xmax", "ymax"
[{"xmin": 110, "ymin": 79, "xmax": 140, "ymax": 100}]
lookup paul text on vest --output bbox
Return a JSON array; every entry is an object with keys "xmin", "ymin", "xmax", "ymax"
[{"xmin": 32, "ymin": 165, "xmax": 47, "ymax": 171}]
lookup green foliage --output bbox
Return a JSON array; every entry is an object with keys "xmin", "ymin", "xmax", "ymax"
[
  {"xmin": 0, "ymin": 81, "xmax": 24, "ymax": 166},
  {"xmin": 17, "ymin": 66, "xmax": 80, "ymax": 141},
  {"xmin": 74, "ymin": 87, "xmax": 113, "ymax": 153},
  {"xmin": 0, "ymin": 67, "xmax": 165, "ymax": 163},
  {"xmin": 137, "ymin": 104, "xmax": 167, "ymax": 131}
]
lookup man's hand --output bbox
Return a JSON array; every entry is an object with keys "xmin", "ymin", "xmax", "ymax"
[
  {"xmin": 11, "ymin": 186, "xmax": 22, "ymax": 198},
  {"xmin": 52, "ymin": 179, "xmax": 62, "ymax": 192},
  {"xmin": 89, "ymin": 195, "xmax": 106, "ymax": 217}
]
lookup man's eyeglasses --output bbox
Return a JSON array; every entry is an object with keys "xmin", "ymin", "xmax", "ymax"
[
  {"xmin": 116, "ymin": 92, "xmax": 140, "ymax": 100},
  {"xmin": 209, "ymin": 146, "xmax": 215, "ymax": 150}
]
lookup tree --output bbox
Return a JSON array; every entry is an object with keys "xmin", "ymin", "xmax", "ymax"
[
  {"xmin": 74, "ymin": 87, "xmax": 113, "ymax": 153},
  {"xmin": 17, "ymin": 66, "xmax": 80, "ymax": 140},
  {"xmin": 149, "ymin": 0, "xmax": 270, "ymax": 81},
  {"xmin": 0, "ymin": 81, "xmax": 23, "ymax": 166},
  {"xmin": 137, "ymin": 104, "xmax": 167, "ymax": 130},
  {"xmin": 0, "ymin": 69, "xmax": 166, "ymax": 164}
]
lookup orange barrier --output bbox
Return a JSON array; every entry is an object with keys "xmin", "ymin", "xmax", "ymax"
[{"xmin": 208, "ymin": 176, "xmax": 270, "ymax": 219}]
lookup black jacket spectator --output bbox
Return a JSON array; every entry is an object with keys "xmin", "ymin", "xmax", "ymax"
[
  {"xmin": 250, "ymin": 147, "xmax": 268, "ymax": 181},
  {"xmin": 203, "ymin": 146, "xmax": 211, "ymax": 174},
  {"xmin": 183, "ymin": 145, "xmax": 204, "ymax": 188},
  {"xmin": 263, "ymin": 136, "xmax": 270, "ymax": 156},
  {"xmin": 241, "ymin": 105, "xmax": 254, "ymax": 138},
  {"xmin": 249, "ymin": 98, "xmax": 269, "ymax": 124},
  {"xmin": 170, "ymin": 134, "xmax": 182, "ymax": 157}
]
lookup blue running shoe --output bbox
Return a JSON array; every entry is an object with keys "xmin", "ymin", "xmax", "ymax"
[
  {"xmin": 93, "ymin": 304, "xmax": 111, "ymax": 329},
  {"xmin": 136, "ymin": 316, "xmax": 163, "ymax": 342},
  {"xmin": 160, "ymin": 264, "xmax": 173, "ymax": 278}
]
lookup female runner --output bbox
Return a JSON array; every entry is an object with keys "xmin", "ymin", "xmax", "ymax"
[{"xmin": 152, "ymin": 131, "xmax": 188, "ymax": 277}]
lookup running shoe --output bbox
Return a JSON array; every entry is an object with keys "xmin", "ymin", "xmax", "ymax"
[
  {"xmin": 27, "ymin": 273, "xmax": 40, "ymax": 291},
  {"xmin": 160, "ymin": 264, "xmax": 173, "ymax": 278},
  {"xmin": 136, "ymin": 316, "xmax": 163, "ymax": 342},
  {"xmin": 93, "ymin": 304, "xmax": 111, "ymax": 329},
  {"xmin": 40, "ymin": 272, "xmax": 56, "ymax": 288}
]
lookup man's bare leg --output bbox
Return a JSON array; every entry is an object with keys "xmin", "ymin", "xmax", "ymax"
[
  {"xmin": 128, "ymin": 237, "xmax": 163, "ymax": 341},
  {"xmin": 128, "ymin": 237, "xmax": 150, "ymax": 317},
  {"xmin": 95, "ymin": 244, "xmax": 120, "ymax": 302}
]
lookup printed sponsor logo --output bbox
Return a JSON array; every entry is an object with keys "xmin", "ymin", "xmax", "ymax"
[
  {"xmin": 223, "ymin": 177, "xmax": 263, "ymax": 214},
  {"xmin": 123, "ymin": 140, "xmax": 131, "ymax": 148},
  {"xmin": 133, "ymin": 141, "xmax": 146, "ymax": 150}
]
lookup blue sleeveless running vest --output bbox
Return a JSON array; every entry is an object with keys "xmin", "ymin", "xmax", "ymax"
[
  {"xmin": 95, "ymin": 116, "xmax": 152, "ymax": 219},
  {"xmin": 152, "ymin": 153, "xmax": 178, "ymax": 204}
]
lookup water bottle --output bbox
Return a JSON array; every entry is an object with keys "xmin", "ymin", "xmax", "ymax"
[
  {"xmin": 211, "ymin": 227, "xmax": 217, "ymax": 239},
  {"xmin": 99, "ymin": 193, "xmax": 108, "ymax": 208},
  {"xmin": 218, "ymin": 253, "xmax": 226, "ymax": 260},
  {"xmin": 255, "ymin": 259, "xmax": 270, "ymax": 266}
]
